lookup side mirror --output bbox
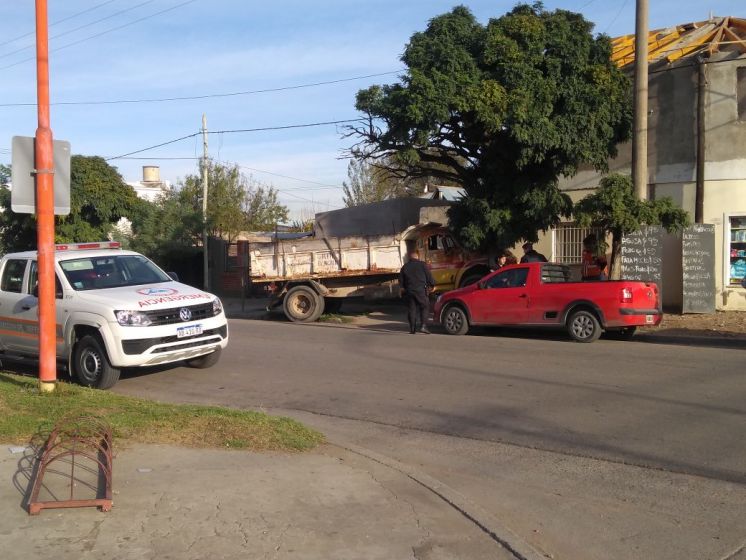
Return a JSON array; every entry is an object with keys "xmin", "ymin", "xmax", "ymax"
[
  {"xmin": 477, "ymin": 281, "xmax": 485, "ymax": 290},
  {"xmin": 167, "ymin": 272, "xmax": 180, "ymax": 282},
  {"xmin": 32, "ymin": 284, "xmax": 39, "ymax": 298}
]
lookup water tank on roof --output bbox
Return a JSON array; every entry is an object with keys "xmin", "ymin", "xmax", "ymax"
[{"xmin": 142, "ymin": 165, "xmax": 160, "ymax": 183}]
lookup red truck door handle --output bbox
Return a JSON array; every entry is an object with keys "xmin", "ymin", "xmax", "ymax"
[{"xmin": 519, "ymin": 294, "xmax": 528, "ymax": 298}]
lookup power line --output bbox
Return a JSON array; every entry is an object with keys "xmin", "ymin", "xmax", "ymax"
[
  {"xmin": 233, "ymin": 165, "xmax": 343, "ymax": 190},
  {"xmin": 114, "ymin": 156, "xmax": 344, "ymax": 191},
  {"xmin": 106, "ymin": 118, "xmax": 361, "ymax": 161},
  {"xmin": 209, "ymin": 119, "xmax": 362, "ymax": 135},
  {"xmin": 0, "ymin": 0, "xmax": 157, "ymax": 62},
  {"xmin": 0, "ymin": 70, "xmax": 403, "ymax": 108},
  {"xmin": 0, "ymin": 0, "xmax": 119, "ymax": 49},
  {"xmin": 0, "ymin": 0, "xmax": 199, "ymax": 72},
  {"xmin": 106, "ymin": 132, "xmax": 200, "ymax": 161},
  {"xmin": 603, "ymin": 0, "xmax": 631, "ymax": 34}
]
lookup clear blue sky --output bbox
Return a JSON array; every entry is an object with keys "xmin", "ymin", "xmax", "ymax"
[{"xmin": 0, "ymin": 0, "xmax": 742, "ymax": 216}]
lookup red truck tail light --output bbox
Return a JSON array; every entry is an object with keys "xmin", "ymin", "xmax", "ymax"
[{"xmin": 620, "ymin": 287, "xmax": 633, "ymax": 303}]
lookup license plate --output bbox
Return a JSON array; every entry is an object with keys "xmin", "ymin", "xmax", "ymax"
[
  {"xmin": 177, "ymin": 324, "xmax": 203, "ymax": 338},
  {"xmin": 645, "ymin": 315, "xmax": 654, "ymax": 324}
]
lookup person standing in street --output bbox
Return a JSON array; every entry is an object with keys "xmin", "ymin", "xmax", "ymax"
[
  {"xmin": 399, "ymin": 250, "xmax": 436, "ymax": 334},
  {"xmin": 519, "ymin": 242, "xmax": 548, "ymax": 263}
]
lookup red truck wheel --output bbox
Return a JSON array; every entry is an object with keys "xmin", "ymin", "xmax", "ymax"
[
  {"xmin": 442, "ymin": 305, "xmax": 470, "ymax": 335},
  {"xmin": 567, "ymin": 310, "xmax": 602, "ymax": 343}
]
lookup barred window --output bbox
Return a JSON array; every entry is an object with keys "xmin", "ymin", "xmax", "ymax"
[{"xmin": 553, "ymin": 224, "xmax": 604, "ymax": 264}]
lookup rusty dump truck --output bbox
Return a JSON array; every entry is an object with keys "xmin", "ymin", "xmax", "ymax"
[{"xmin": 248, "ymin": 198, "xmax": 490, "ymax": 322}]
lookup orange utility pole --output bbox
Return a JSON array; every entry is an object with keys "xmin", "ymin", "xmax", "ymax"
[{"xmin": 35, "ymin": 0, "xmax": 57, "ymax": 393}]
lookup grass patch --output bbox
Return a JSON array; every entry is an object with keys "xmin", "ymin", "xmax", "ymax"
[
  {"xmin": 0, "ymin": 373, "xmax": 323, "ymax": 451},
  {"xmin": 318, "ymin": 313, "xmax": 354, "ymax": 324}
]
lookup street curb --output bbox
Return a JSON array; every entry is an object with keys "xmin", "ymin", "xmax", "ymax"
[{"xmin": 335, "ymin": 443, "xmax": 548, "ymax": 560}]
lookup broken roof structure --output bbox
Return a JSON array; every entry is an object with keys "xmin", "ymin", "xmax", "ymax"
[{"xmin": 611, "ymin": 16, "xmax": 746, "ymax": 68}]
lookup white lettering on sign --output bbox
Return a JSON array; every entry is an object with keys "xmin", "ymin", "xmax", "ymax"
[{"xmin": 681, "ymin": 224, "xmax": 715, "ymax": 313}]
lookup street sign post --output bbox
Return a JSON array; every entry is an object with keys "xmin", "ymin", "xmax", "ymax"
[{"xmin": 11, "ymin": 135, "xmax": 70, "ymax": 215}]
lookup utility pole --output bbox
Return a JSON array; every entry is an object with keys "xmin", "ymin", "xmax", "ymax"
[
  {"xmin": 35, "ymin": 0, "xmax": 57, "ymax": 392},
  {"xmin": 632, "ymin": 0, "xmax": 649, "ymax": 200},
  {"xmin": 201, "ymin": 114, "xmax": 209, "ymax": 291}
]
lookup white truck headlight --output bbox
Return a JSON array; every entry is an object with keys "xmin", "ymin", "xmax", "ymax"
[
  {"xmin": 115, "ymin": 310, "xmax": 152, "ymax": 326},
  {"xmin": 212, "ymin": 298, "xmax": 223, "ymax": 316}
]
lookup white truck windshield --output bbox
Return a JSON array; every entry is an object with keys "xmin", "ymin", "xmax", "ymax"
[{"xmin": 60, "ymin": 255, "xmax": 171, "ymax": 291}]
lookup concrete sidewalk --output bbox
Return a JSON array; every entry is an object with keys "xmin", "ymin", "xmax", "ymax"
[{"xmin": 0, "ymin": 443, "xmax": 516, "ymax": 560}]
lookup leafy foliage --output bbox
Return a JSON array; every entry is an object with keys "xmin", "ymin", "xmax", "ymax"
[
  {"xmin": 574, "ymin": 174, "xmax": 691, "ymax": 278},
  {"xmin": 348, "ymin": 3, "xmax": 631, "ymax": 250},
  {"xmin": 0, "ymin": 164, "xmax": 10, "ymax": 186},
  {"xmin": 0, "ymin": 156, "xmax": 144, "ymax": 253},
  {"xmin": 342, "ymin": 159, "xmax": 402, "ymax": 207},
  {"xmin": 128, "ymin": 161, "xmax": 289, "ymax": 279}
]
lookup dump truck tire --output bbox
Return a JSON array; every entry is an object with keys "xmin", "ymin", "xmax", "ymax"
[{"xmin": 284, "ymin": 285, "xmax": 324, "ymax": 322}]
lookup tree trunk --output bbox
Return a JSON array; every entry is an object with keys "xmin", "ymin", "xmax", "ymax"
[{"xmin": 609, "ymin": 232, "xmax": 623, "ymax": 280}]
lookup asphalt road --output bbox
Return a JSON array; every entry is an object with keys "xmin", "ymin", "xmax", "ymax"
[
  {"xmin": 117, "ymin": 318, "xmax": 746, "ymax": 484},
  {"xmin": 113, "ymin": 317, "xmax": 746, "ymax": 559}
]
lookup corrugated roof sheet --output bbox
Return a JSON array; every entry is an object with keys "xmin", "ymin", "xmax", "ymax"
[{"xmin": 611, "ymin": 16, "xmax": 746, "ymax": 67}]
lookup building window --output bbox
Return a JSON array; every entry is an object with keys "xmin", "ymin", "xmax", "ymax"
[
  {"xmin": 738, "ymin": 67, "xmax": 746, "ymax": 122},
  {"xmin": 553, "ymin": 223, "xmax": 604, "ymax": 264},
  {"xmin": 729, "ymin": 216, "xmax": 746, "ymax": 286}
]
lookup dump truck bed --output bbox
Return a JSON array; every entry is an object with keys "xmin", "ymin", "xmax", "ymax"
[{"xmin": 249, "ymin": 234, "xmax": 405, "ymax": 283}]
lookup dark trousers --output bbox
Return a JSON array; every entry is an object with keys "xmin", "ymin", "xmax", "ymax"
[{"xmin": 406, "ymin": 291, "xmax": 429, "ymax": 332}]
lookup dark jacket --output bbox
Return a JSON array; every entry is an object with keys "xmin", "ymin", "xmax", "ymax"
[
  {"xmin": 399, "ymin": 260, "xmax": 435, "ymax": 293},
  {"xmin": 520, "ymin": 250, "xmax": 548, "ymax": 264}
]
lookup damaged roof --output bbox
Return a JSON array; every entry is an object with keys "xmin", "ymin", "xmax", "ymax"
[{"xmin": 611, "ymin": 16, "xmax": 746, "ymax": 68}]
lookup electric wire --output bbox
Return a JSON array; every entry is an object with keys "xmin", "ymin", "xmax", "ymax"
[
  {"xmin": 113, "ymin": 156, "xmax": 345, "ymax": 191},
  {"xmin": 0, "ymin": 0, "xmax": 157, "ymax": 61},
  {"xmin": 105, "ymin": 118, "xmax": 362, "ymax": 161},
  {"xmin": 0, "ymin": 0, "xmax": 119, "ymax": 49},
  {"xmin": 0, "ymin": 71, "xmax": 403, "ymax": 108},
  {"xmin": 603, "ymin": 0, "xmax": 631, "ymax": 34},
  {"xmin": 208, "ymin": 119, "xmax": 362, "ymax": 136},
  {"xmin": 0, "ymin": 0, "xmax": 199, "ymax": 72}
]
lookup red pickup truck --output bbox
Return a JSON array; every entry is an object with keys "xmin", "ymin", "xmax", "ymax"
[{"xmin": 433, "ymin": 263, "xmax": 661, "ymax": 342}]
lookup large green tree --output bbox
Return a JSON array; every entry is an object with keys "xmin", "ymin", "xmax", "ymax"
[
  {"xmin": 0, "ymin": 156, "xmax": 145, "ymax": 252},
  {"xmin": 348, "ymin": 3, "xmax": 631, "ymax": 250},
  {"xmin": 574, "ymin": 174, "xmax": 690, "ymax": 279}
]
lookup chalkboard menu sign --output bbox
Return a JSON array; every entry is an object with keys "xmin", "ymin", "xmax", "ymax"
[
  {"xmin": 621, "ymin": 225, "xmax": 664, "ymax": 308},
  {"xmin": 681, "ymin": 224, "xmax": 715, "ymax": 314}
]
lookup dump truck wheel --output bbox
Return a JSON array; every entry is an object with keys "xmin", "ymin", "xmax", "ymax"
[
  {"xmin": 284, "ymin": 285, "xmax": 324, "ymax": 322},
  {"xmin": 459, "ymin": 272, "xmax": 485, "ymax": 288}
]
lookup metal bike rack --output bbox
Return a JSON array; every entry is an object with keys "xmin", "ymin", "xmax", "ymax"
[{"xmin": 27, "ymin": 415, "xmax": 113, "ymax": 515}]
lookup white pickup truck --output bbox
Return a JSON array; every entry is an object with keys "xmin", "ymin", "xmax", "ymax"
[{"xmin": 0, "ymin": 241, "xmax": 228, "ymax": 389}]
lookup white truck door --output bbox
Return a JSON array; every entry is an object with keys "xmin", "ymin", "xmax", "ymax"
[
  {"xmin": 0, "ymin": 258, "xmax": 33, "ymax": 352},
  {"xmin": 23, "ymin": 261, "xmax": 66, "ymax": 356}
]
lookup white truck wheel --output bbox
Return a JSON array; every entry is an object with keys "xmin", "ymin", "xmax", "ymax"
[{"xmin": 72, "ymin": 334, "xmax": 121, "ymax": 390}]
